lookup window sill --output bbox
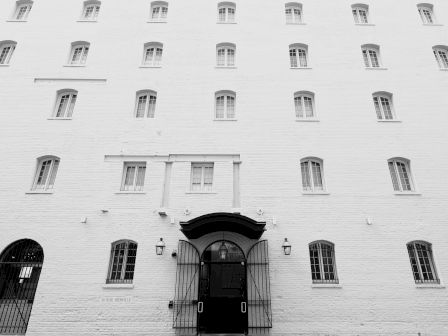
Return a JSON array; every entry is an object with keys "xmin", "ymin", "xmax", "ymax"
[
  {"xmin": 26, "ymin": 191, "xmax": 54, "ymax": 194},
  {"xmin": 393, "ymin": 192, "xmax": 421, "ymax": 196},
  {"xmin": 423, "ymin": 23, "xmax": 443, "ymax": 26},
  {"xmin": 286, "ymin": 22, "xmax": 306, "ymax": 25},
  {"xmin": 47, "ymin": 117, "xmax": 73, "ymax": 120},
  {"xmin": 311, "ymin": 283, "xmax": 342, "ymax": 288},
  {"xmin": 139, "ymin": 65, "xmax": 162, "ymax": 68},
  {"xmin": 0, "ymin": 64, "xmax": 10, "ymax": 67},
  {"xmin": 377, "ymin": 119, "xmax": 401, "ymax": 123},
  {"xmin": 185, "ymin": 191, "xmax": 217, "ymax": 194},
  {"xmin": 355, "ymin": 23, "xmax": 375, "ymax": 26},
  {"xmin": 365, "ymin": 67, "xmax": 388, "ymax": 70},
  {"xmin": 147, "ymin": 20, "xmax": 167, "ymax": 23},
  {"xmin": 415, "ymin": 284, "xmax": 445, "ymax": 289},
  {"xmin": 290, "ymin": 67, "xmax": 312, "ymax": 70},
  {"xmin": 76, "ymin": 20, "xmax": 98, "ymax": 22},
  {"xmin": 214, "ymin": 118, "xmax": 237, "ymax": 121},
  {"xmin": 296, "ymin": 118, "xmax": 319, "ymax": 122},
  {"xmin": 6, "ymin": 19, "xmax": 28, "ymax": 22},
  {"xmin": 115, "ymin": 191, "xmax": 146, "ymax": 194},
  {"xmin": 102, "ymin": 284, "xmax": 134, "ymax": 289},
  {"xmin": 64, "ymin": 64, "xmax": 86, "ymax": 67},
  {"xmin": 302, "ymin": 191, "xmax": 330, "ymax": 195},
  {"xmin": 216, "ymin": 22, "xmax": 237, "ymax": 24},
  {"xmin": 215, "ymin": 66, "xmax": 237, "ymax": 69}
]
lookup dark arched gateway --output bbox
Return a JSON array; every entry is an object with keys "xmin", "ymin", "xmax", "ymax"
[{"xmin": 0, "ymin": 239, "xmax": 44, "ymax": 334}]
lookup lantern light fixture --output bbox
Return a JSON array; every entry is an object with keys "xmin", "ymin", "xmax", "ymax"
[
  {"xmin": 218, "ymin": 241, "xmax": 229, "ymax": 260},
  {"xmin": 282, "ymin": 238, "xmax": 291, "ymax": 255},
  {"xmin": 156, "ymin": 238, "xmax": 166, "ymax": 255}
]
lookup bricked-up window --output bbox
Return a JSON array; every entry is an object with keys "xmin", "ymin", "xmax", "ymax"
[
  {"xmin": 372, "ymin": 91, "xmax": 395, "ymax": 120},
  {"xmin": 433, "ymin": 46, "xmax": 448, "ymax": 69},
  {"xmin": 53, "ymin": 89, "xmax": 77, "ymax": 118},
  {"xmin": 107, "ymin": 240, "xmax": 138, "ymax": 284},
  {"xmin": 361, "ymin": 44, "xmax": 381, "ymax": 68},
  {"xmin": 68, "ymin": 41, "xmax": 90, "ymax": 65},
  {"xmin": 285, "ymin": 3, "xmax": 302, "ymax": 24},
  {"xmin": 301, "ymin": 157, "xmax": 325, "ymax": 192},
  {"xmin": 142, "ymin": 42, "xmax": 163, "ymax": 67},
  {"xmin": 0, "ymin": 40, "xmax": 17, "ymax": 65},
  {"xmin": 218, "ymin": 2, "xmax": 235, "ymax": 23},
  {"xmin": 289, "ymin": 43, "xmax": 308, "ymax": 68},
  {"xmin": 216, "ymin": 43, "xmax": 236, "ymax": 67},
  {"xmin": 121, "ymin": 162, "xmax": 146, "ymax": 191},
  {"xmin": 417, "ymin": 4, "xmax": 435, "ymax": 24},
  {"xmin": 351, "ymin": 3, "xmax": 369, "ymax": 24},
  {"xmin": 388, "ymin": 158, "xmax": 415, "ymax": 192},
  {"xmin": 294, "ymin": 91, "xmax": 315, "ymax": 119},
  {"xmin": 191, "ymin": 163, "xmax": 214, "ymax": 192},
  {"xmin": 13, "ymin": 0, "xmax": 33, "ymax": 20},
  {"xmin": 31, "ymin": 156, "xmax": 60, "ymax": 191},
  {"xmin": 135, "ymin": 90, "xmax": 157, "ymax": 118},
  {"xmin": 309, "ymin": 241, "xmax": 338, "ymax": 284},
  {"xmin": 215, "ymin": 90, "xmax": 236, "ymax": 119},
  {"xmin": 81, "ymin": 0, "xmax": 101, "ymax": 21},
  {"xmin": 150, "ymin": 1, "xmax": 168, "ymax": 22},
  {"xmin": 407, "ymin": 241, "xmax": 439, "ymax": 284}
]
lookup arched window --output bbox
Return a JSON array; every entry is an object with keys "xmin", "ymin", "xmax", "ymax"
[
  {"xmin": 216, "ymin": 43, "xmax": 236, "ymax": 67},
  {"xmin": 294, "ymin": 91, "xmax": 315, "ymax": 119},
  {"xmin": 351, "ymin": 3, "xmax": 369, "ymax": 24},
  {"xmin": 143, "ymin": 42, "xmax": 163, "ymax": 67},
  {"xmin": 417, "ymin": 3, "xmax": 435, "ymax": 24},
  {"xmin": 53, "ymin": 89, "xmax": 78, "ymax": 118},
  {"xmin": 407, "ymin": 241, "xmax": 439, "ymax": 284},
  {"xmin": 32, "ymin": 156, "xmax": 60, "ymax": 191},
  {"xmin": 150, "ymin": 1, "xmax": 168, "ymax": 22},
  {"xmin": 433, "ymin": 45, "xmax": 448, "ymax": 69},
  {"xmin": 372, "ymin": 91, "xmax": 395, "ymax": 120},
  {"xmin": 68, "ymin": 41, "xmax": 90, "ymax": 65},
  {"xmin": 0, "ymin": 239, "xmax": 44, "ymax": 334},
  {"xmin": 135, "ymin": 90, "xmax": 157, "ymax": 118},
  {"xmin": 285, "ymin": 2, "xmax": 302, "ymax": 24},
  {"xmin": 309, "ymin": 241, "xmax": 338, "ymax": 284},
  {"xmin": 300, "ymin": 157, "xmax": 325, "ymax": 192},
  {"xmin": 107, "ymin": 240, "xmax": 138, "ymax": 284},
  {"xmin": 361, "ymin": 44, "xmax": 381, "ymax": 68},
  {"xmin": 218, "ymin": 2, "xmax": 235, "ymax": 23},
  {"xmin": 289, "ymin": 43, "xmax": 308, "ymax": 68},
  {"xmin": 388, "ymin": 158, "xmax": 414, "ymax": 192},
  {"xmin": 81, "ymin": 0, "xmax": 101, "ymax": 21},
  {"xmin": 12, "ymin": 0, "xmax": 33, "ymax": 21},
  {"xmin": 0, "ymin": 40, "xmax": 17, "ymax": 65},
  {"xmin": 215, "ymin": 90, "xmax": 236, "ymax": 119}
]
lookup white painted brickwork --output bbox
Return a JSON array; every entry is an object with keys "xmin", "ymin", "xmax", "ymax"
[{"xmin": 1, "ymin": 0, "xmax": 448, "ymax": 335}]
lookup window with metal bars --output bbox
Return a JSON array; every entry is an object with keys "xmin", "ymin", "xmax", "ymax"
[
  {"xmin": 216, "ymin": 43, "xmax": 236, "ymax": 67},
  {"xmin": 81, "ymin": 1, "xmax": 101, "ymax": 21},
  {"xmin": 285, "ymin": 3, "xmax": 303, "ymax": 24},
  {"xmin": 294, "ymin": 91, "xmax": 315, "ymax": 119},
  {"xmin": 407, "ymin": 241, "xmax": 439, "ymax": 284},
  {"xmin": 215, "ymin": 91, "xmax": 236, "ymax": 119},
  {"xmin": 190, "ymin": 163, "xmax": 214, "ymax": 192},
  {"xmin": 143, "ymin": 42, "xmax": 163, "ymax": 66},
  {"xmin": 433, "ymin": 46, "xmax": 448, "ymax": 69},
  {"xmin": 135, "ymin": 90, "xmax": 157, "ymax": 118},
  {"xmin": 121, "ymin": 162, "xmax": 146, "ymax": 191},
  {"xmin": 107, "ymin": 240, "xmax": 138, "ymax": 284},
  {"xmin": 289, "ymin": 44, "xmax": 308, "ymax": 68},
  {"xmin": 309, "ymin": 241, "xmax": 338, "ymax": 284},
  {"xmin": 53, "ymin": 89, "xmax": 78, "ymax": 118},
  {"xmin": 361, "ymin": 44, "xmax": 381, "ymax": 68},
  {"xmin": 300, "ymin": 157, "xmax": 325, "ymax": 192},
  {"xmin": 351, "ymin": 4, "xmax": 369, "ymax": 24},
  {"xmin": 13, "ymin": 1, "xmax": 33, "ymax": 20},
  {"xmin": 218, "ymin": 2, "xmax": 235, "ymax": 23},
  {"xmin": 0, "ymin": 41, "xmax": 17, "ymax": 65},
  {"xmin": 388, "ymin": 158, "xmax": 414, "ymax": 192},
  {"xmin": 417, "ymin": 4, "xmax": 435, "ymax": 24},
  {"xmin": 31, "ymin": 156, "xmax": 60, "ymax": 191},
  {"xmin": 69, "ymin": 42, "xmax": 90, "ymax": 65},
  {"xmin": 372, "ymin": 92, "xmax": 395, "ymax": 120},
  {"xmin": 150, "ymin": 1, "xmax": 168, "ymax": 22}
]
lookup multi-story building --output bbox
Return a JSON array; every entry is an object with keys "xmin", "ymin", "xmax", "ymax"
[{"xmin": 1, "ymin": 0, "xmax": 448, "ymax": 335}]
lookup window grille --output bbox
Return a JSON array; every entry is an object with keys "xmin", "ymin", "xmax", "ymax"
[
  {"xmin": 309, "ymin": 241, "xmax": 338, "ymax": 283},
  {"xmin": 285, "ymin": 3, "xmax": 302, "ymax": 24},
  {"xmin": 143, "ymin": 43, "xmax": 163, "ymax": 66},
  {"xmin": 388, "ymin": 158, "xmax": 414, "ymax": 192},
  {"xmin": 407, "ymin": 241, "xmax": 439, "ymax": 284},
  {"xmin": 216, "ymin": 44, "xmax": 236, "ymax": 67},
  {"xmin": 352, "ymin": 5, "xmax": 369, "ymax": 24},
  {"xmin": 54, "ymin": 90, "xmax": 77, "ymax": 118},
  {"xmin": 362, "ymin": 45, "xmax": 381, "ymax": 68},
  {"xmin": 294, "ymin": 92, "xmax": 314, "ymax": 119},
  {"xmin": 31, "ymin": 157, "xmax": 60, "ymax": 191},
  {"xmin": 14, "ymin": 2, "xmax": 33, "ymax": 20},
  {"xmin": 135, "ymin": 91, "xmax": 157, "ymax": 118},
  {"xmin": 373, "ymin": 92, "xmax": 394, "ymax": 120},
  {"xmin": 300, "ymin": 158, "xmax": 324, "ymax": 192},
  {"xmin": 0, "ymin": 41, "xmax": 16, "ymax": 65},
  {"xmin": 191, "ymin": 163, "xmax": 214, "ymax": 192},
  {"xmin": 121, "ymin": 162, "xmax": 146, "ymax": 191},
  {"xmin": 218, "ymin": 2, "xmax": 235, "ymax": 23},
  {"xmin": 433, "ymin": 47, "xmax": 448, "ymax": 69},
  {"xmin": 215, "ymin": 91, "xmax": 235, "ymax": 119},
  {"xmin": 69, "ymin": 43, "xmax": 89, "ymax": 65},
  {"xmin": 150, "ymin": 1, "xmax": 168, "ymax": 21},
  {"xmin": 418, "ymin": 5, "xmax": 434, "ymax": 24},
  {"xmin": 82, "ymin": 2, "xmax": 101, "ymax": 20},
  {"xmin": 0, "ymin": 239, "xmax": 44, "ymax": 334},
  {"xmin": 107, "ymin": 240, "xmax": 138, "ymax": 284},
  {"xmin": 289, "ymin": 44, "xmax": 308, "ymax": 68}
]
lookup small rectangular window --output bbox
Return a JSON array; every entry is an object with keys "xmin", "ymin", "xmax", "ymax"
[
  {"xmin": 190, "ymin": 163, "xmax": 214, "ymax": 192},
  {"xmin": 32, "ymin": 157, "xmax": 60, "ymax": 191},
  {"xmin": 121, "ymin": 162, "xmax": 146, "ymax": 191}
]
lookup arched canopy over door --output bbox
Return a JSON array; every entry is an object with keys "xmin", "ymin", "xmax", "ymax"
[{"xmin": 0, "ymin": 239, "xmax": 44, "ymax": 334}]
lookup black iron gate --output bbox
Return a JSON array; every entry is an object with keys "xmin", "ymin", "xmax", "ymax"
[{"xmin": 0, "ymin": 239, "xmax": 44, "ymax": 334}]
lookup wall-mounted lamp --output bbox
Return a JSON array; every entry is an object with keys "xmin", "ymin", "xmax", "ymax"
[
  {"xmin": 156, "ymin": 238, "xmax": 166, "ymax": 255},
  {"xmin": 80, "ymin": 217, "xmax": 88, "ymax": 224},
  {"xmin": 171, "ymin": 250, "xmax": 177, "ymax": 257},
  {"xmin": 366, "ymin": 217, "xmax": 373, "ymax": 225},
  {"xmin": 282, "ymin": 238, "xmax": 291, "ymax": 255}
]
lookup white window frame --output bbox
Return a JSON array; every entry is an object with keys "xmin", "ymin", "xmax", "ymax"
[
  {"xmin": 309, "ymin": 241, "xmax": 339, "ymax": 284},
  {"xmin": 12, "ymin": 0, "xmax": 33, "ymax": 21},
  {"xmin": 294, "ymin": 91, "xmax": 316, "ymax": 120},
  {"xmin": 149, "ymin": 1, "xmax": 168, "ymax": 22},
  {"xmin": 300, "ymin": 157, "xmax": 326, "ymax": 193},
  {"xmin": 106, "ymin": 240, "xmax": 138, "ymax": 284},
  {"xmin": 120, "ymin": 162, "xmax": 146, "ymax": 192},
  {"xmin": 68, "ymin": 42, "xmax": 90, "ymax": 65},
  {"xmin": 190, "ymin": 163, "xmax": 214, "ymax": 192},
  {"xmin": 217, "ymin": 2, "xmax": 236, "ymax": 23},
  {"xmin": 372, "ymin": 92, "xmax": 396, "ymax": 121},
  {"xmin": 216, "ymin": 43, "xmax": 236, "ymax": 67},
  {"xmin": 407, "ymin": 241, "xmax": 440, "ymax": 284},
  {"xmin": 31, "ymin": 156, "xmax": 60, "ymax": 191},
  {"xmin": 361, "ymin": 45, "xmax": 382, "ymax": 68},
  {"xmin": 289, "ymin": 44, "xmax": 308, "ymax": 68},
  {"xmin": 285, "ymin": 3, "xmax": 303, "ymax": 24},
  {"xmin": 0, "ymin": 41, "xmax": 17, "ymax": 65},
  {"xmin": 433, "ymin": 46, "xmax": 448, "ymax": 69},
  {"xmin": 134, "ymin": 90, "xmax": 157, "ymax": 118},
  {"xmin": 388, "ymin": 158, "xmax": 415, "ymax": 193},
  {"xmin": 53, "ymin": 90, "xmax": 78, "ymax": 119},
  {"xmin": 417, "ymin": 4, "xmax": 435, "ymax": 24},
  {"xmin": 81, "ymin": 1, "xmax": 101, "ymax": 21},
  {"xmin": 142, "ymin": 42, "xmax": 163, "ymax": 67},
  {"xmin": 351, "ymin": 4, "xmax": 369, "ymax": 24},
  {"xmin": 215, "ymin": 91, "xmax": 236, "ymax": 120}
]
